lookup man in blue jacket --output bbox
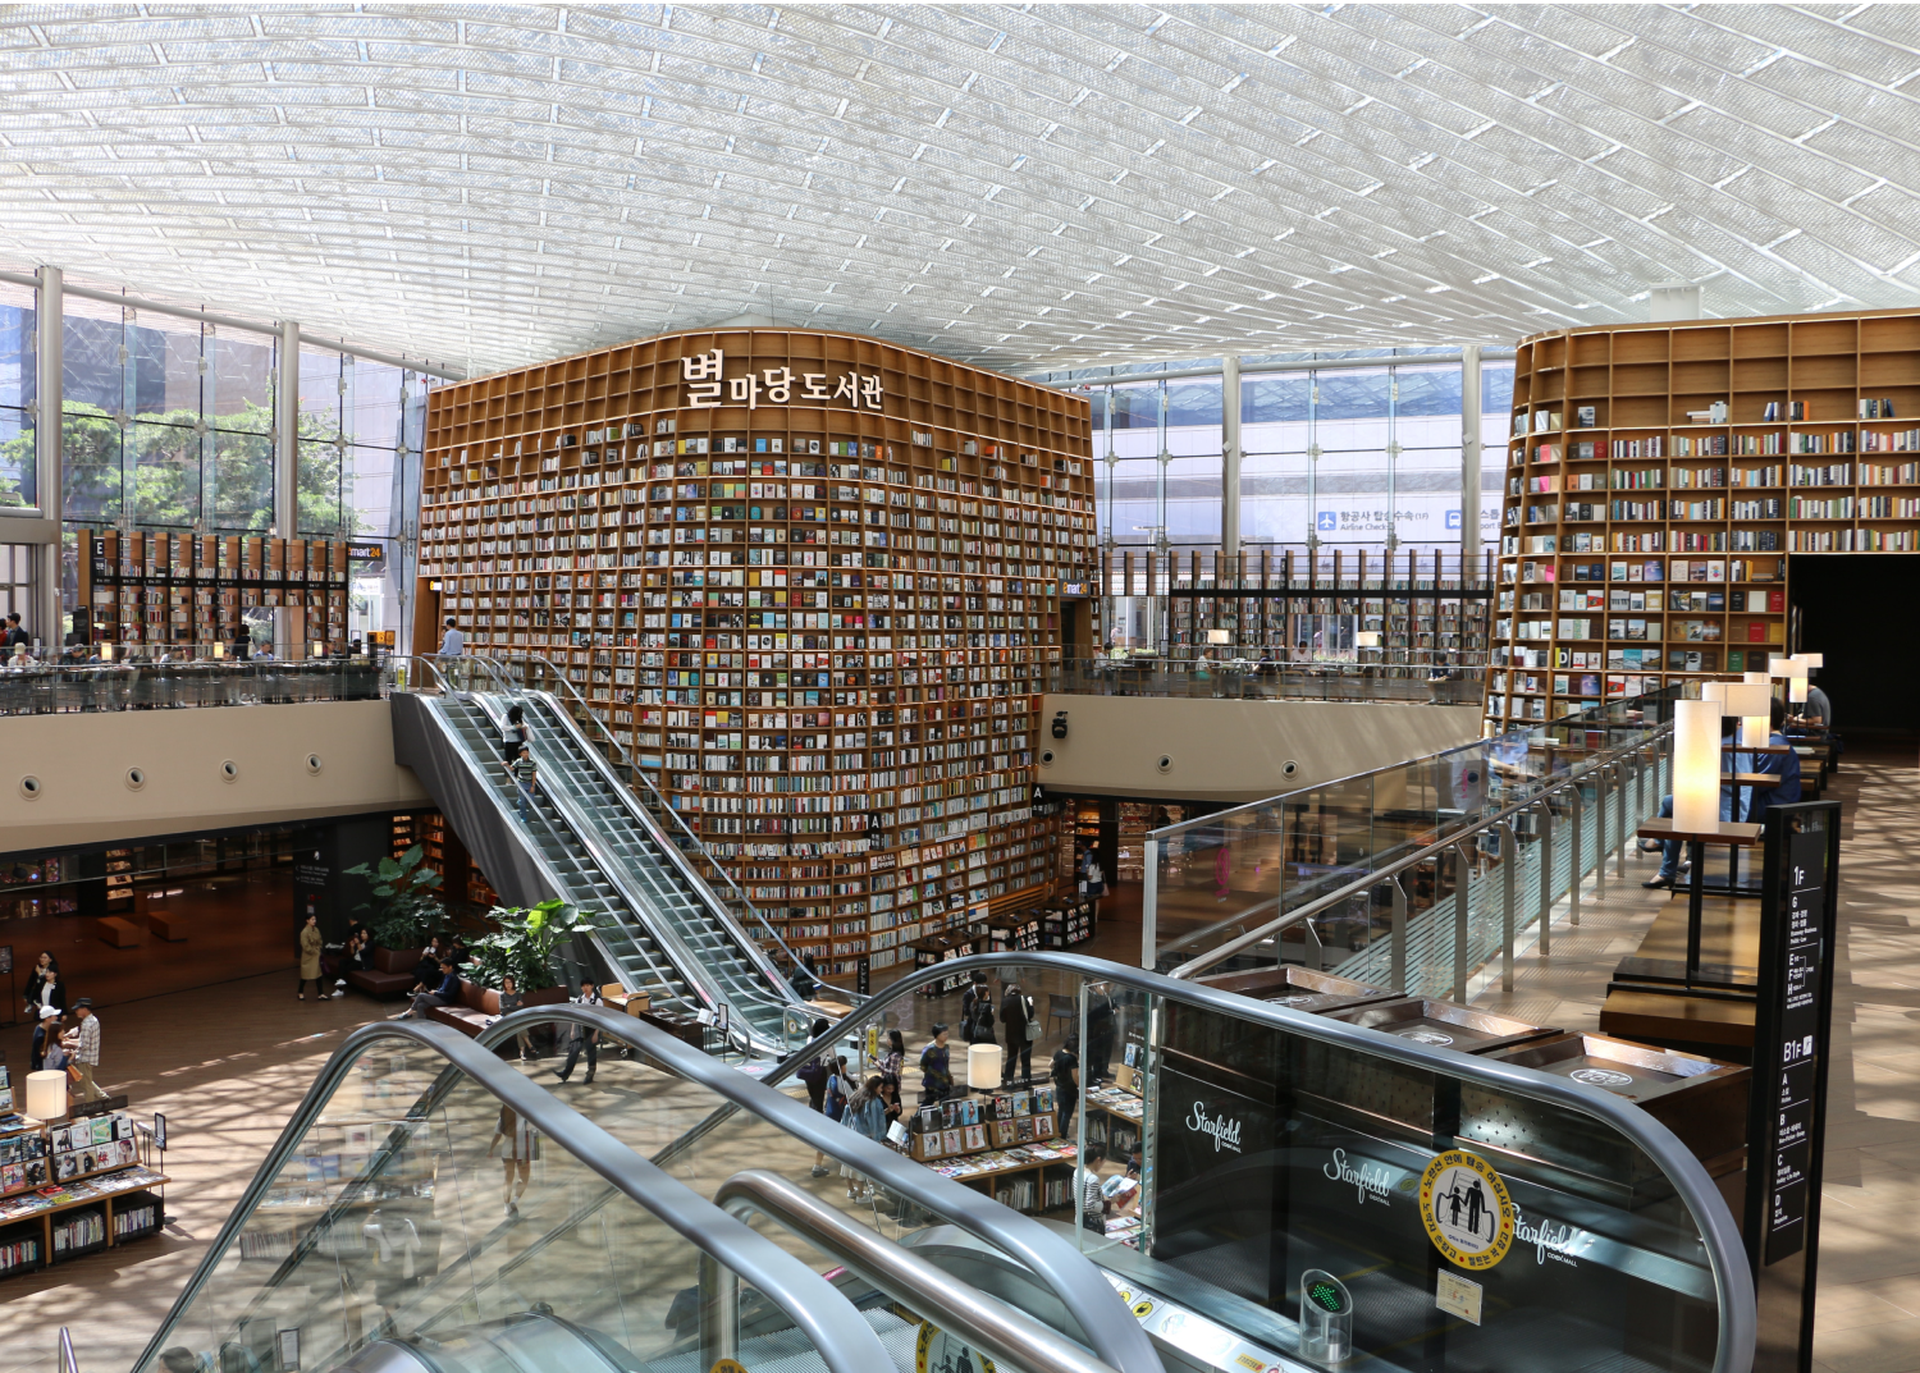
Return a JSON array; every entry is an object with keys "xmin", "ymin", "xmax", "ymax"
[{"xmin": 1740, "ymin": 697, "xmax": 1802, "ymax": 823}]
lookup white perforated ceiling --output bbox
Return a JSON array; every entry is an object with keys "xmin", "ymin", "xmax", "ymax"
[{"xmin": 4, "ymin": 4, "xmax": 1919, "ymax": 376}]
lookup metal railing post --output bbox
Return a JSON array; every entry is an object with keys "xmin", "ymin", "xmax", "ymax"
[
  {"xmin": 1389, "ymin": 875, "xmax": 1408, "ymax": 993},
  {"xmin": 1568, "ymin": 780, "xmax": 1583, "ymax": 927},
  {"xmin": 1452, "ymin": 841, "xmax": 1471, "ymax": 1002},
  {"xmin": 698, "ymin": 1251, "xmax": 741, "ymax": 1368},
  {"xmin": 1140, "ymin": 838, "xmax": 1158, "ymax": 970},
  {"xmin": 1499, "ymin": 822, "xmax": 1518, "ymax": 993},
  {"xmin": 1594, "ymin": 765, "xmax": 1608, "ymax": 897},
  {"xmin": 1537, "ymin": 802, "xmax": 1553, "ymax": 957},
  {"xmin": 1615, "ymin": 760, "xmax": 1630, "ymax": 878}
]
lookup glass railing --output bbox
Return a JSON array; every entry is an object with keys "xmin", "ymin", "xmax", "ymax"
[
  {"xmin": 1148, "ymin": 687, "xmax": 1680, "ymax": 993},
  {"xmin": 133, "ymin": 1021, "xmax": 892, "ymax": 1373},
  {"xmin": 787, "ymin": 951, "xmax": 1753, "ymax": 1373},
  {"xmin": 1050, "ymin": 657, "xmax": 1486, "ymax": 705},
  {"xmin": 0, "ymin": 656, "xmax": 391, "ymax": 712}
]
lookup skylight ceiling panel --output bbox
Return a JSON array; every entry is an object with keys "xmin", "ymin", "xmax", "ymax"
[
  {"xmin": 1651, "ymin": 103, "xmax": 1851, "ymax": 203},
  {"xmin": 1841, "ymin": 5, "xmax": 1920, "ymax": 54},
  {"xmin": 1743, "ymin": 56, "xmax": 1918, "ymax": 130},
  {"xmin": 1768, "ymin": 232, "xmax": 1904, "ymax": 302},
  {"xmin": 1703, "ymin": 7, "xmax": 1920, "ymax": 88},
  {"xmin": 1799, "ymin": 118, "xmax": 1920, "ymax": 200}
]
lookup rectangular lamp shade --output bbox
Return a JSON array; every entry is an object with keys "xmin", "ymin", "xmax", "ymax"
[
  {"xmin": 1672, "ymin": 698, "xmax": 1723, "ymax": 832},
  {"xmin": 1355, "ymin": 631, "xmax": 1382, "ymax": 648},
  {"xmin": 1720, "ymin": 681, "xmax": 1770, "ymax": 718},
  {"xmin": 1206, "ymin": 629, "xmax": 1231, "ymax": 645},
  {"xmin": 1791, "ymin": 676, "xmax": 1809, "ymax": 703},
  {"xmin": 1741, "ymin": 672, "xmax": 1774, "ymax": 749}
]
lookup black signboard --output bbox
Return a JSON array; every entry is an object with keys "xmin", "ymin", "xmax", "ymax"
[
  {"xmin": 1744, "ymin": 800, "xmax": 1841, "ymax": 1373},
  {"xmin": 856, "ymin": 957, "xmax": 871, "ymax": 998}
]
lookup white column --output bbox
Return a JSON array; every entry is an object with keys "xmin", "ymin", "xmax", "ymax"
[
  {"xmin": 275, "ymin": 319, "xmax": 299, "ymax": 538},
  {"xmin": 1220, "ymin": 354, "xmax": 1241, "ymax": 570},
  {"xmin": 35, "ymin": 265, "xmax": 63, "ymax": 647},
  {"xmin": 275, "ymin": 319, "xmax": 300, "ymax": 656},
  {"xmin": 1460, "ymin": 344, "xmax": 1482, "ymax": 585}
]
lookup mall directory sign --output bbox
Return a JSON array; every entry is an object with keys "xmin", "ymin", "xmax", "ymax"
[{"xmin": 1746, "ymin": 800, "xmax": 1841, "ymax": 1373}]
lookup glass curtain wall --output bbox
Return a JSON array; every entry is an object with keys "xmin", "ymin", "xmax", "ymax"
[
  {"xmin": 296, "ymin": 344, "xmax": 421, "ymax": 637},
  {"xmin": 0, "ymin": 282, "xmax": 34, "ymax": 508},
  {"xmin": 1063, "ymin": 352, "xmax": 1514, "ymax": 558}
]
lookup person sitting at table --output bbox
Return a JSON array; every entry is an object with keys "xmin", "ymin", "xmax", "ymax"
[{"xmin": 1738, "ymin": 697, "xmax": 1802, "ymax": 824}]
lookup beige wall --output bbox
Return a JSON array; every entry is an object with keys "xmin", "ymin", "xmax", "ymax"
[
  {"xmin": 0, "ymin": 700, "xmax": 430, "ymax": 852},
  {"xmin": 1037, "ymin": 695, "xmax": 1483, "ymax": 802}
]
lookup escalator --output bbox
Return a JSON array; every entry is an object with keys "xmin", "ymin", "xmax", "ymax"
[
  {"xmin": 130, "ymin": 1019, "xmax": 1146, "ymax": 1373},
  {"xmin": 389, "ymin": 663, "xmax": 806, "ymax": 1051}
]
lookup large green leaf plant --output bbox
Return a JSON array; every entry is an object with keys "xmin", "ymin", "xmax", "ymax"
[
  {"xmin": 470, "ymin": 897, "xmax": 596, "ymax": 992},
  {"xmin": 343, "ymin": 845, "xmax": 443, "ymax": 950}
]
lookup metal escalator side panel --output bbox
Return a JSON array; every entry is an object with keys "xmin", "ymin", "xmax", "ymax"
[
  {"xmin": 474, "ymin": 1006, "xmax": 1165, "ymax": 1373},
  {"xmin": 389, "ymin": 692, "xmax": 559, "ymax": 908},
  {"xmin": 132, "ymin": 1021, "xmax": 893, "ymax": 1373}
]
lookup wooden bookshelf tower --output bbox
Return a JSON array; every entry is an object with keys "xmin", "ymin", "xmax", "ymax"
[
  {"xmin": 1487, "ymin": 308, "xmax": 1920, "ymax": 732},
  {"xmin": 418, "ymin": 327, "xmax": 1097, "ymax": 976}
]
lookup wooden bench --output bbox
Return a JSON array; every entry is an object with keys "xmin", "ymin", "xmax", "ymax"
[
  {"xmin": 146, "ymin": 911, "xmax": 189, "ymax": 942},
  {"xmin": 93, "ymin": 917, "xmax": 144, "ymax": 949}
]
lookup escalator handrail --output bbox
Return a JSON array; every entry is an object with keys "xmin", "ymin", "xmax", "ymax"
[
  {"xmin": 476, "ymin": 1006, "xmax": 1164, "ymax": 1373},
  {"xmin": 779, "ymin": 950, "xmax": 1758, "ymax": 1373},
  {"xmin": 484, "ymin": 650, "xmax": 809, "ymax": 986},
  {"xmin": 133, "ymin": 1021, "xmax": 895, "ymax": 1373},
  {"xmin": 460, "ymin": 688, "xmax": 772, "ymax": 1039},
  {"xmin": 716, "ymin": 1168, "xmax": 1126, "ymax": 1373},
  {"xmin": 409, "ymin": 692, "xmax": 697, "ymax": 1015},
  {"xmin": 489, "ymin": 651, "xmax": 807, "ymax": 974}
]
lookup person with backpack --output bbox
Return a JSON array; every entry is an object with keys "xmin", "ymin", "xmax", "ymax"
[
  {"xmin": 838, "ymin": 1073, "xmax": 889, "ymax": 1202},
  {"xmin": 795, "ymin": 1018, "xmax": 834, "ymax": 1178},
  {"xmin": 960, "ymin": 971, "xmax": 996, "ymax": 1047},
  {"xmin": 1000, "ymin": 978, "xmax": 1036, "ymax": 1087},
  {"xmin": 919, "ymin": 1024, "xmax": 953, "ymax": 1106},
  {"xmin": 825, "ymin": 1056, "xmax": 852, "ymax": 1123}
]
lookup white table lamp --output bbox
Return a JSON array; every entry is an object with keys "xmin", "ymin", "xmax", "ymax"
[
  {"xmin": 1671, "ymin": 698, "xmax": 1723, "ymax": 832},
  {"xmin": 25, "ymin": 1070, "xmax": 65, "ymax": 1121},
  {"xmin": 1355, "ymin": 631, "xmax": 1382, "ymax": 649}
]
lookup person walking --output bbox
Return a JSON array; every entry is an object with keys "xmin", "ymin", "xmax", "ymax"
[
  {"xmin": 794, "ymin": 1017, "xmax": 835, "ymax": 1178},
  {"xmin": 64, "ymin": 999, "xmax": 105, "ymax": 1103},
  {"xmin": 501, "ymin": 703, "xmax": 528, "ymax": 759},
  {"xmin": 498, "ymin": 973, "xmax": 533, "ymax": 1061},
  {"xmin": 1082, "ymin": 851, "xmax": 1106, "ymax": 922},
  {"xmin": 1051, "ymin": 1033, "xmax": 1080, "ymax": 1134},
  {"xmin": 919, "ymin": 1024, "xmax": 953, "ymax": 1107},
  {"xmin": 509, "ymin": 744, "xmax": 538, "ymax": 822},
  {"xmin": 30, "ymin": 1006, "xmax": 61, "ymax": 1073},
  {"xmin": 23, "ymin": 951, "xmax": 61, "ymax": 1022},
  {"xmin": 488, "ymin": 1103, "xmax": 536, "ymax": 1218},
  {"xmin": 438, "ymin": 617, "xmax": 464, "ymax": 656},
  {"xmin": 960, "ymin": 971, "xmax": 996, "ymax": 1047},
  {"xmin": 838, "ymin": 1074, "xmax": 888, "ymax": 1202},
  {"xmin": 553, "ymin": 988, "xmax": 601, "ymax": 1085},
  {"xmin": 1000, "ymin": 978, "xmax": 1035, "ymax": 1087},
  {"xmin": 296, "ymin": 912, "xmax": 326, "ymax": 1000}
]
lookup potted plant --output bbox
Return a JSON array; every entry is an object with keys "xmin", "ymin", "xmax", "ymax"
[
  {"xmin": 471, "ymin": 897, "xmax": 596, "ymax": 997},
  {"xmin": 343, "ymin": 846, "xmax": 443, "ymax": 952}
]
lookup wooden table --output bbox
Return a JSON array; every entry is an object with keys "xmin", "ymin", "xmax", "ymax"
[{"xmin": 1635, "ymin": 817, "xmax": 1762, "ymax": 982}]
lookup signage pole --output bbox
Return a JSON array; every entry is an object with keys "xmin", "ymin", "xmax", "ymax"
[{"xmin": 1744, "ymin": 799, "xmax": 1841, "ymax": 1373}]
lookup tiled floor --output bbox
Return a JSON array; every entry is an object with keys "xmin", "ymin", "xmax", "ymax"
[{"xmin": 8, "ymin": 750, "xmax": 1917, "ymax": 1373}]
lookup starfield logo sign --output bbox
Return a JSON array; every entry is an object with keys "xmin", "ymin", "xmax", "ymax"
[{"xmin": 1184, "ymin": 1101, "xmax": 1243, "ymax": 1154}]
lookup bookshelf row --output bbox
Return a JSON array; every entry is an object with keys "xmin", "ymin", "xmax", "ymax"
[
  {"xmin": 1488, "ymin": 308, "xmax": 1920, "ymax": 731},
  {"xmin": 77, "ymin": 531, "xmax": 354, "ymax": 651},
  {"xmin": 421, "ymin": 328, "xmax": 1098, "ymax": 975}
]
